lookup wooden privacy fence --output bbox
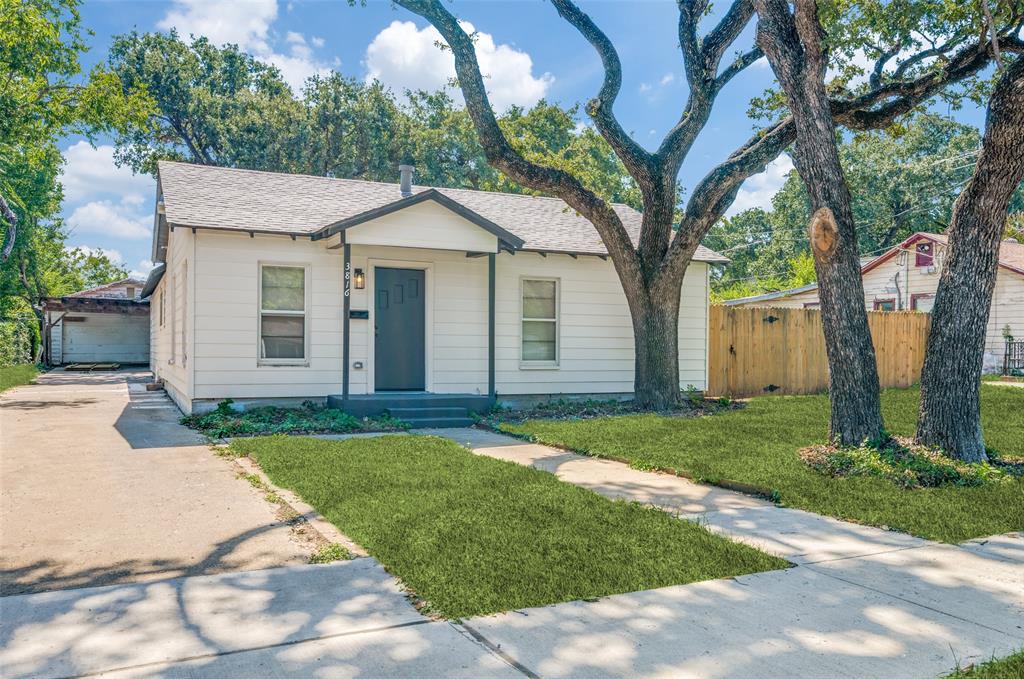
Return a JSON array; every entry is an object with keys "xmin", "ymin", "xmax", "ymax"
[{"xmin": 707, "ymin": 306, "xmax": 931, "ymax": 398}]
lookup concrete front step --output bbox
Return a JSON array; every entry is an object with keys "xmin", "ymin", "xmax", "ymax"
[
  {"xmin": 403, "ymin": 416, "xmax": 476, "ymax": 429},
  {"xmin": 327, "ymin": 393, "xmax": 493, "ymax": 417},
  {"xmin": 389, "ymin": 406, "xmax": 469, "ymax": 419}
]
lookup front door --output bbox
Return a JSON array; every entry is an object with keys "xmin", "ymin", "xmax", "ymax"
[{"xmin": 374, "ymin": 267, "xmax": 426, "ymax": 391}]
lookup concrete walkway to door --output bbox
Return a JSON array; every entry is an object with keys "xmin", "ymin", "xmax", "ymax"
[
  {"xmin": 0, "ymin": 368, "xmax": 310, "ymax": 595},
  {"xmin": 432, "ymin": 427, "xmax": 1024, "ymax": 679}
]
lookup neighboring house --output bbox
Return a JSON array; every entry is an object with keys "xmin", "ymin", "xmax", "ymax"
[
  {"xmin": 44, "ymin": 278, "xmax": 150, "ymax": 365},
  {"xmin": 725, "ymin": 232, "xmax": 1024, "ymax": 371},
  {"xmin": 141, "ymin": 161, "xmax": 727, "ymax": 418}
]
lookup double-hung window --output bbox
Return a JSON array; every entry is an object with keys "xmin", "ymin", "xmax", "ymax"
[
  {"xmin": 260, "ymin": 264, "xmax": 307, "ymax": 363},
  {"xmin": 521, "ymin": 278, "xmax": 558, "ymax": 365}
]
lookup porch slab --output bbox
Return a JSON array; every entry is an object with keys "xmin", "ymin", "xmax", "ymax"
[{"xmin": 328, "ymin": 393, "xmax": 493, "ymax": 418}]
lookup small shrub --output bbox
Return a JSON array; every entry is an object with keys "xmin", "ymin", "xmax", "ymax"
[
  {"xmin": 309, "ymin": 543, "xmax": 353, "ymax": 564},
  {"xmin": 183, "ymin": 401, "xmax": 409, "ymax": 438},
  {"xmin": 0, "ymin": 321, "xmax": 33, "ymax": 366},
  {"xmin": 800, "ymin": 437, "xmax": 1016, "ymax": 489}
]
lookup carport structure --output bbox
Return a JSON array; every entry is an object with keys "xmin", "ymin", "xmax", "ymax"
[{"xmin": 44, "ymin": 278, "xmax": 150, "ymax": 366}]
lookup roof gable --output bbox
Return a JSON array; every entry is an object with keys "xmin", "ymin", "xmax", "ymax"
[{"xmin": 315, "ymin": 189, "xmax": 524, "ymax": 251}]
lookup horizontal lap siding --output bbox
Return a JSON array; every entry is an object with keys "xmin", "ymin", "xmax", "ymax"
[
  {"xmin": 151, "ymin": 227, "xmax": 193, "ymax": 411},
  {"xmin": 347, "ymin": 245, "xmax": 489, "ymax": 394},
  {"xmin": 494, "ymin": 254, "xmax": 708, "ymax": 394},
  {"xmin": 191, "ymin": 231, "xmax": 343, "ymax": 399},
  {"xmin": 987, "ymin": 271, "xmax": 1024, "ymax": 370},
  {"xmin": 185, "ymin": 232, "xmax": 711, "ymax": 400}
]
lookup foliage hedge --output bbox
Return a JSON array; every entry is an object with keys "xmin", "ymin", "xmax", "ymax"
[{"xmin": 0, "ymin": 321, "xmax": 33, "ymax": 366}]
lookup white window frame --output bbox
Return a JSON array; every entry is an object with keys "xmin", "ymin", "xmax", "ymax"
[
  {"xmin": 258, "ymin": 262, "xmax": 311, "ymax": 367},
  {"xmin": 519, "ymin": 276, "xmax": 560, "ymax": 368}
]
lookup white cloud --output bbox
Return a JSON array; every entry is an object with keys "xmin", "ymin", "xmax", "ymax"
[
  {"xmin": 640, "ymin": 73, "xmax": 675, "ymax": 99},
  {"xmin": 61, "ymin": 142, "xmax": 154, "ymax": 205},
  {"xmin": 69, "ymin": 245, "xmax": 124, "ymax": 264},
  {"xmin": 158, "ymin": 0, "xmax": 278, "ymax": 52},
  {"xmin": 364, "ymin": 20, "xmax": 553, "ymax": 112},
  {"xmin": 158, "ymin": 0, "xmax": 330, "ymax": 93},
  {"xmin": 67, "ymin": 246, "xmax": 154, "ymax": 279},
  {"xmin": 726, "ymin": 154, "xmax": 794, "ymax": 217},
  {"xmin": 131, "ymin": 259, "xmax": 156, "ymax": 279},
  {"xmin": 66, "ymin": 199, "xmax": 152, "ymax": 240}
]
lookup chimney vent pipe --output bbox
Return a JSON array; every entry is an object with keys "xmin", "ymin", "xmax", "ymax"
[{"xmin": 399, "ymin": 164, "xmax": 414, "ymax": 197}]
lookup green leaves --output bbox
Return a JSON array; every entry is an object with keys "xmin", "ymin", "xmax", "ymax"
[
  {"xmin": 105, "ymin": 31, "xmax": 641, "ymax": 208},
  {"xmin": 1, "ymin": 0, "xmax": 152, "ymax": 312}
]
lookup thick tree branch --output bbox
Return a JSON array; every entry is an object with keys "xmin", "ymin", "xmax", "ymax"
[
  {"xmin": 0, "ymin": 192, "xmax": 17, "ymax": 262},
  {"xmin": 662, "ymin": 26, "xmax": 1016, "ymax": 283},
  {"xmin": 548, "ymin": 0, "xmax": 655, "ymax": 184},
  {"xmin": 717, "ymin": 46, "xmax": 764, "ymax": 89},
  {"xmin": 659, "ymin": 0, "xmax": 759, "ymax": 172},
  {"xmin": 702, "ymin": 0, "xmax": 758, "ymax": 73},
  {"xmin": 394, "ymin": 0, "xmax": 640, "ymax": 281}
]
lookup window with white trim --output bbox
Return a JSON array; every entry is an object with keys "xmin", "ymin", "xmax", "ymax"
[
  {"xmin": 260, "ymin": 264, "xmax": 307, "ymax": 362},
  {"xmin": 521, "ymin": 278, "xmax": 558, "ymax": 363}
]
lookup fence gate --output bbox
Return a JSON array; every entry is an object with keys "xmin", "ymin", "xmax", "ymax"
[
  {"xmin": 1006, "ymin": 339, "xmax": 1024, "ymax": 375},
  {"xmin": 707, "ymin": 306, "xmax": 931, "ymax": 398}
]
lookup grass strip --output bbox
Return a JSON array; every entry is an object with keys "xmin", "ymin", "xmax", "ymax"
[
  {"xmin": 502, "ymin": 386, "xmax": 1024, "ymax": 542},
  {"xmin": 232, "ymin": 434, "xmax": 787, "ymax": 619}
]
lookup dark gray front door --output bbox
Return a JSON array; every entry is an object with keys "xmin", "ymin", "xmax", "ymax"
[{"xmin": 375, "ymin": 267, "xmax": 426, "ymax": 391}]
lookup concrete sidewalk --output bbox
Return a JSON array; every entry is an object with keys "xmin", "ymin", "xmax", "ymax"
[
  {"xmin": 0, "ymin": 559, "xmax": 521, "ymax": 678},
  {"xmin": 434, "ymin": 428, "xmax": 1024, "ymax": 678}
]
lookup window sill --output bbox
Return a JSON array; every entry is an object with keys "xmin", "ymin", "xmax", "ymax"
[
  {"xmin": 258, "ymin": 361, "xmax": 311, "ymax": 368},
  {"xmin": 519, "ymin": 362, "xmax": 560, "ymax": 370}
]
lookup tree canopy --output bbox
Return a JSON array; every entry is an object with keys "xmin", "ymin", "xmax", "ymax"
[
  {"xmin": 0, "ymin": 0, "xmax": 146, "ymax": 359},
  {"xmin": 707, "ymin": 114, "xmax": 1024, "ymax": 301},
  {"xmin": 106, "ymin": 31, "xmax": 643, "ymax": 208}
]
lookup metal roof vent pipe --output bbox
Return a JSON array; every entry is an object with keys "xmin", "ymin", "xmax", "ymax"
[{"xmin": 399, "ymin": 164, "xmax": 414, "ymax": 198}]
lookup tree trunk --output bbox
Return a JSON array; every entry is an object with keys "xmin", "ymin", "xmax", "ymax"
[
  {"xmin": 754, "ymin": 0, "xmax": 885, "ymax": 445},
  {"xmin": 0, "ymin": 192, "xmax": 17, "ymax": 263},
  {"xmin": 631, "ymin": 285, "xmax": 683, "ymax": 410},
  {"xmin": 916, "ymin": 56, "xmax": 1024, "ymax": 463}
]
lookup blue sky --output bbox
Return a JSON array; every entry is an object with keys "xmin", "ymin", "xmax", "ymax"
[{"xmin": 62, "ymin": 0, "xmax": 987, "ymax": 279}]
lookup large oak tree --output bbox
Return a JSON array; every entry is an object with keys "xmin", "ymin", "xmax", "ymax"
[
  {"xmin": 390, "ymin": 0, "xmax": 1022, "ymax": 419},
  {"xmin": 916, "ymin": 55, "xmax": 1024, "ymax": 462},
  {"xmin": 753, "ymin": 0, "xmax": 885, "ymax": 443}
]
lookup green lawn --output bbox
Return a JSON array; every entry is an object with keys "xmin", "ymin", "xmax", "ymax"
[
  {"xmin": 502, "ymin": 386, "xmax": 1024, "ymax": 543},
  {"xmin": 946, "ymin": 650, "xmax": 1024, "ymax": 678},
  {"xmin": 231, "ymin": 435, "xmax": 787, "ymax": 619},
  {"xmin": 0, "ymin": 364, "xmax": 39, "ymax": 393}
]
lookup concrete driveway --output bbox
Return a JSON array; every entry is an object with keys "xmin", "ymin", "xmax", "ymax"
[
  {"xmin": 0, "ymin": 369, "xmax": 525, "ymax": 678},
  {"xmin": 0, "ymin": 368, "xmax": 309, "ymax": 595}
]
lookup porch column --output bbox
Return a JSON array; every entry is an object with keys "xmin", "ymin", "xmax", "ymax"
[
  {"xmin": 488, "ymin": 252, "xmax": 496, "ymax": 399},
  {"xmin": 342, "ymin": 240, "xmax": 351, "ymax": 401}
]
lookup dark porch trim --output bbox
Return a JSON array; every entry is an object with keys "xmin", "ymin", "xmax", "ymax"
[
  {"xmin": 488, "ymin": 252, "xmax": 496, "ymax": 398},
  {"xmin": 342, "ymin": 239, "xmax": 351, "ymax": 400}
]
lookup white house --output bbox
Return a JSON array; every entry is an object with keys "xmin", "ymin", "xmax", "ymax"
[
  {"xmin": 141, "ymin": 162, "xmax": 726, "ymax": 424},
  {"xmin": 725, "ymin": 232, "xmax": 1024, "ymax": 372}
]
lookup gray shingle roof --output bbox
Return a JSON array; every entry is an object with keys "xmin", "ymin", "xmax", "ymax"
[{"xmin": 157, "ymin": 161, "xmax": 727, "ymax": 262}]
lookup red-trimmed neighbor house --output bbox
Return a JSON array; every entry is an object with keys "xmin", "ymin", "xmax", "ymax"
[{"xmin": 725, "ymin": 232, "xmax": 1024, "ymax": 372}]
